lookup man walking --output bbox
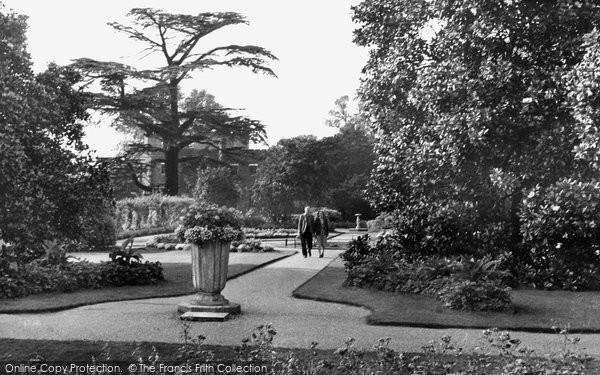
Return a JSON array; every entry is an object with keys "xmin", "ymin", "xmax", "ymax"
[{"xmin": 297, "ymin": 206, "xmax": 314, "ymax": 258}]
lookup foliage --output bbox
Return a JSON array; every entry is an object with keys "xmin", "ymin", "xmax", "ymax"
[
  {"xmin": 117, "ymin": 227, "xmax": 176, "ymax": 241},
  {"xmin": 251, "ymin": 136, "xmax": 324, "ymax": 222},
  {"xmin": 152, "ymin": 234, "xmax": 180, "ymax": 244},
  {"xmin": 252, "ymin": 106, "xmax": 375, "ymax": 222},
  {"xmin": 243, "ymin": 228, "xmax": 297, "ymax": 239},
  {"xmin": 519, "ymin": 179, "xmax": 600, "ymax": 290},
  {"xmin": 367, "ymin": 214, "xmax": 395, "ymax": 232},
  {"xmin": 0, "ymin": 8, "xmax": 115, "ymax": 259},
  {"xmin": 115, "ymin": 194, "xmax": 194, "ymax": 233},
  {"xmin": 231, "ymin": 239, "xmax": 274, "ymax": 253},
  {"xmin": 193, "ymin": 166, "xmax": 241, "ymax": 207},
  {"xmin": 109, "ymin": 237, "xmax": 143, "ymax": 265},
  {"xmin": 0, "ymin": 260, "xmax": 163, "ymax": 299},
  {"xmin": 438, "ymin": 281, "xmax": 512, "ymax": 312},
  {"xmin": 72, "ymin": 9, "xmax": 275, "ymax": 195},
  {"xmin": 354, "ymin": 0, "xmax": 600, "ymax": 284},
  {"xmin": 177, "ymin": 204, "xmax": 243, "ymax": 245},
  {"xmin": 341, "ymin": 235, "xmax": 512, "ymax": 311},
  {"xmin": 39, "ymin": 239, "xmax": 69, "ymax": 266},
  {"xmin": 240, "ymin": 210, "xmax": 269, "ymax": 228}
]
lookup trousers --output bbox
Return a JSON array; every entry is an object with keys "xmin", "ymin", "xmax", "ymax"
[{"xmin": 300, "ymin": 233, "xmax": 312, "ymax": 257}]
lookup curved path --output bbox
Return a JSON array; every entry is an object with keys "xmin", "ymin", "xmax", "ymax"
[{"xmin": 2, "ymin": 232, "xmax": 600, "ymax": 357}]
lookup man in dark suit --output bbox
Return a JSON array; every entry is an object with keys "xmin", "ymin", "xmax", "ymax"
[{"xmin": 297, "ymin": 206, "xmax": 314, "ymax": 257}]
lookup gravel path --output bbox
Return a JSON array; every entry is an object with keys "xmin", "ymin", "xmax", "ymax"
[{"xmin": 2, "ymin": 231, "xmax": 600, "ymax": 357}]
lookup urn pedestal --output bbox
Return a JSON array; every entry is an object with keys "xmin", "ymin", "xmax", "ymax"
[{"xmin": 177, "ymin": 240, "xmax": 241, "ymax": 316}]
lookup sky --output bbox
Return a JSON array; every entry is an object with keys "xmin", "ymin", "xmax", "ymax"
[{"xmin": 2, "ymin": 0, "xmax": 369, "ymax": 156}]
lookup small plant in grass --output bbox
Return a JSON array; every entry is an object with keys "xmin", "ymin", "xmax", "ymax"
[
  {"xmin": 38, "ymin": 239, "xmax": 70, "ymax": 266},
  {"xmin": 109, "ymin": 237, "xmax": 143, "ymax": 265}
]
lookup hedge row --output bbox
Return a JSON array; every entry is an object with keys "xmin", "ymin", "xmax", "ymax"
[
  {"xmin": 0, "ymin": 261, "xmax": 163, "ymax": 299},
  {"xmin": 115, "ymin": 195, "xmax": 195, "ymax": 234}
]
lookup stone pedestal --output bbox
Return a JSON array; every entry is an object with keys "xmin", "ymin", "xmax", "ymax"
[
  {"xmin": 355, "ymin": 213, "xmax": 362, "ymax": 229},
  {"xmin": 177, "ymin": 241, "xmax": 241, "ymax": 316}
]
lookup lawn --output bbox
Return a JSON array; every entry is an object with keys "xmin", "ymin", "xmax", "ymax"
[
  {"xmin": 293, "ymin": 258, "xmax": 600, "ymax": 333},
  {"xmin": 0, "ymin": 251, "xmax": 294, "ymax": 314}
]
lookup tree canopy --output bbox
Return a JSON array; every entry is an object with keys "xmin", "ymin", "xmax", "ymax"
[
  {"xmin": 354, "ymin": 0, "xmax": 600, "ymax": 261},
  {"xmin": 252, "ymin": 97, "xmax": 375, "ymax": 222},
  {"xmin": 72, "ymin": 8, "xmax": 276, "ymax": 195},
  {"xmin": 0, "ymin": 7, "xmax": 114, "ymax": 258}
]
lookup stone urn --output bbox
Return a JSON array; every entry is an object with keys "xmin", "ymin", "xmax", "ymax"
[{"xmin": 177, "ymin": 240, "xmax": 241, "ymax": 314}]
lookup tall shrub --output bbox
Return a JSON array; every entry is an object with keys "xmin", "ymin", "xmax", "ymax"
[
  {"xmin": 520, "ymin": 179, "xmax": 600, "ymax": 289},
  {"xmin": 0, "ymin": 8, "xmax": 115, "ymax": 258},
  {"xmin": 355, "ymin": 1, "xmax": 600, "ymax": 266}
]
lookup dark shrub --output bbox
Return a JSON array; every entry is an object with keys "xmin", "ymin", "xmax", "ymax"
[
  {"xmin": 82, "ymin": 210, "xmax": 117, "ymax": 251},
  {"xmin": 341, "ymin": 235, "xmax": 513, "ymax": 311},
  {"xmin": 391, "ymin": 200, "xmax": 510, "ymax": 259},
  {"xmin": 0, "ymin": 261, "xmax": 164, "ymax": 299},
  {"xmin": 437, "ymin": 280, "xmax": 512, "ymax": 312},
  {"xmin": 520, "ymin": 179, "xmax": 600, "ymax": 290}
]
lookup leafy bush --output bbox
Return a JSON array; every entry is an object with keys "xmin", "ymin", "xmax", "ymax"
[
  {"xmin": 240, "ymin": 211, "xmax": 269, "ymax": 228},
  {"xmin": 367, "ymin": 214, "xmax": 395, "ymax": 232},
  {"xmin": 335, "ymin": 220, "xmax": 367, "ymax": 229},
  {"xmin": 82, "ymin": 210, "xmax": 117, "ymax": 251},
  {"xmin": 438, "ymin": 281, "xmax": 512, "ymax": 312},
  {"xmin": 520, "ymin": 179, "xmax": 600, "ymax": 290},
  {"xmin": 109, "ymin": 237, "xmax": 143, "ymax": 265},
  {"xmin": 115, "ymin": 194, "xmax": 194, "ymax": 234},
  {"xmin": 341, "ymin": 235, "xmax": 513, "ymax": 312},
  {"xmin": 392, "ymin": 200, "xmax": 511, "ymax": 259},
  {"xmin": 231, "ymin": 239, "xmax": 274, "ymax": 253},
  {"xmin": 243, "ymin": 227, "xmax": 297, "ymax": 238},
  {"xmin": 193, "ymin": 166, "xmax": 241, "ymax": 208},
  {"xmin": 153, "ymin": 234, "xmax": 180, "ymax": 244},
  {"xmin": 0, "ymin": 260, "xmax": 163, "ymax": 299}
]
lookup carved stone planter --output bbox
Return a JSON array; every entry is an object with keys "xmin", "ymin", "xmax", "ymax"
[{"xmin": 177, "ymin": 240, "xmax": 241, "ymax": 315}]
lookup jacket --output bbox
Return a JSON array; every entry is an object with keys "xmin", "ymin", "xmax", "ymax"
[
  {"xmin": 298, "ymin": 213, "xmax": 314, "ymax": 235},
  {"xmin": 314, "ymin": 217, "xmax": 329, "ymax": 236}
]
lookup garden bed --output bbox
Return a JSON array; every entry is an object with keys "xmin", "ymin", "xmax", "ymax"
[
  {"xmin": 293, "ymin": 258, "xmax": 600, "ymax": 333},
  {"xmin": 0, "ymin": 251, "xmax": 294, "ymax": 313},
  {"xmin": 2, "ymin": 325, "xmax": 598, "ymax": 374}
]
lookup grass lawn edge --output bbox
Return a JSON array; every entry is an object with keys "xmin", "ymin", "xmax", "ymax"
[
  {"xmin": 292, "ymin": 257, "xmax": 600, "ymax": 334},
  {"xmin": 1, "ymin": 250, "xmax": 296, "ymax": 315}
]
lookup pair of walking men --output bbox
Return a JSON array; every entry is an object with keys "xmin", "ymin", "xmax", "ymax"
[{"xmin": 297, "ymin": 206, "xmax": 329, "ymax": 258}]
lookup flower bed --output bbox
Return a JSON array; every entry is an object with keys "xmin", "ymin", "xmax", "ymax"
[
  {"xmin": 341, "ymin": 235, "xmax": 513, "ymax": 312},
  {"xmin": 146, "ymin": 227, "xmax": 296, "ymax": 250},
  {"xmin": 0, "ymin": 261, "xmax": 163, "ymax": 299},
  {"xmin": 243, "ymin": 227, "xmax": 297, "ymax": 239},
  {"xmin": 0, "ymin": 238, "xmax": 164, "ymax": 299},
  {"xmin": 231, "ymin": 239, "xmax": 274, "ymax": 253}
]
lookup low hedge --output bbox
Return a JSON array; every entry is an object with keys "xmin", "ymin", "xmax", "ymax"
[
  {"xmin": 231, "ymin": 238, "xmax": 274, "ymax": 253},
  {"xmin": 341, "ymin": 235, "xmax": 512, "ymax": 312},
  {"xmin": 0, "ymin": 261, "xmax": 163, "ymax": 299}
]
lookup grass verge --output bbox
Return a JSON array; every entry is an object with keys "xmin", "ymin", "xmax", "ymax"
[
  {"xmin": 1, "ymin": 251, "xmax": 294, "ymax": 314},
  {"xmin": 293, "ymin": 258, "xmax": 600, "ymax": 333}
]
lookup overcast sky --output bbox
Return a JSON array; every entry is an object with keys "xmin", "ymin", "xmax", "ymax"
[{"xmin": 3, "ymin": 0, "xmax": 369, "ymax": 156}]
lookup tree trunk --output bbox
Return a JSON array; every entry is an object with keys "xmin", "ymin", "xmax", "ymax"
[{"xmin": 164, "ymin": 146, "xmax": 180, "ymax": 196}]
